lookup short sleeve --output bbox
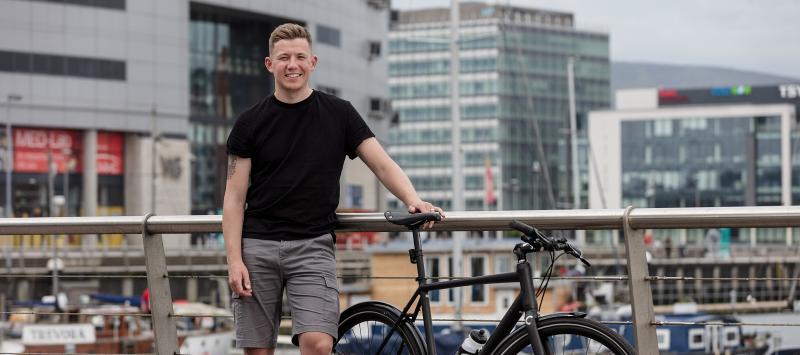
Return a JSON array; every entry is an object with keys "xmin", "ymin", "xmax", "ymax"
[
  {"xmin": 344, "ymin": 102, "xmax": 375, "ymax": 159},
  {"xmin": 227, "ymin": 111, "xmax": 253, "ymax": 158}
]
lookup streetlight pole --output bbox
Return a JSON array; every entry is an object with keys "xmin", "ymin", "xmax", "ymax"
[
  {"xmin": 567, "ymin": 57, "xmax": 585, "ymax": 245},
  {"xmin": 449, "ymin": 0, "xmax": 465, "ymax": 330},
  {"xmin": 150, "ymin": 105, "xmax": 158, "ymax": 214},
  {"xmin": 5, "ymin": 94, "xmax": 22, "ymax": 218}
]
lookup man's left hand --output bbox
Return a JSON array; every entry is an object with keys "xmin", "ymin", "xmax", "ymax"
[{"xmin": 407, "ymin": 200, "xmax": 446, "ymax": 229}]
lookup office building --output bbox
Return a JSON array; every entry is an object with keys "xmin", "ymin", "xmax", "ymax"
[
  {"xmin": 589, "ymin": 84, "xmax": 800, "ymax": 245},
  {"xmin": 387, "ymin": 2, "xmax": 610, "ymax": 212},
  {"xmin": 0, "ymin": 0, "xmax": 392, "ymax": 251}
]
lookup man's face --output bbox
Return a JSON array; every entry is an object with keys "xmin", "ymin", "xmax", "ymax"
[{"xmin": 265, "ymin": 38, "xmax": 317, "ymax": 94}]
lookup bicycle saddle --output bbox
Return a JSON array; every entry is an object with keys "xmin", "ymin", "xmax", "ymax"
[{"xmin": 384, "ymin": 211, "xmax": 441, "ymax": 228}]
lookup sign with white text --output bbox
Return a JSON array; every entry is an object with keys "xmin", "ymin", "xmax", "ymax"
[{"xmin": 22, "ymin": 324, "xmax": 96, "ymax": 345}]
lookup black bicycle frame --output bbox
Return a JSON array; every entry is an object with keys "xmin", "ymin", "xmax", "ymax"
[{"xmin": 383, "ymin": 227, "xmax": 548, "ymax": 355}]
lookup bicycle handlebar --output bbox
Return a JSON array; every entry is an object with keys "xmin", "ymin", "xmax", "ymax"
[{"xmin": 509, "ymin": 220, "xmax": 591, "ymax": 267}]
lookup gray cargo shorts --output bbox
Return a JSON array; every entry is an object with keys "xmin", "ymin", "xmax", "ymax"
[{"xmin": 232, "ymin": 233, "xmax": 339, "ymax": 349}]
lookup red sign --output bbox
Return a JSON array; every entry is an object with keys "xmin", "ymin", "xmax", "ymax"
[
  {"xmin": 658, "ymin": 89, "xmax": 689, "ymax": 104},
  {"xmin": 12, "ymin": 128, "xmax": 124, "ymax": 175},
  {"xmin": 13, "ymin": 128, "xmax": 83, "ymax": 173},
  {"xmin": 97, "ymin": 131, "xmax": 124, "ymax": 175}
]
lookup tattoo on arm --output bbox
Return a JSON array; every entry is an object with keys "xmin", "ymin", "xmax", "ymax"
[{"xmin": 227, "ymin": 155, "xmax": 237, "ymax": 180}]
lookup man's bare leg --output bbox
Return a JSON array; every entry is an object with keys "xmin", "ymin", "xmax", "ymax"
[
  {"xmin": 244, "ymin": 348, "xmax": 274, "ymax": 355},
  {"xmin": 299, "ymin": 332, "xmax": 333, "ymax": 355}
]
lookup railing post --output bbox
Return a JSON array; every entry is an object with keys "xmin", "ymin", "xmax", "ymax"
[
  {"xmin": 141, "ymin": 213, "xmax": 178, "ymax": 354},
  {"xmin": 622, "ymin": 206, "xmax": 659, "ymax": 353}
]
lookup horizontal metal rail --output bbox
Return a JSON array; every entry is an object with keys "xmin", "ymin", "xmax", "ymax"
[
  {"xmin": 4, "ymin": 206, "xmax": 800, "ymax": 234},
  {"xmin": 0, "ymin": 273, "xmax": 631, "ymax": 281},
  {"xmin": 654, "ymin": 321, "xmax": 800, "ymax": 327},
  {"xmin": 2, "ymin": 207, "xmax": 800, "ymax": 354}
]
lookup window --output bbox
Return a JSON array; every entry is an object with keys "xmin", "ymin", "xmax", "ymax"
[
  {"xmin": 470, "ymin": 256, "xmax": 486, "ymax": 303},
  {"xmin": 317, "ymin": 25, "xmax": 341, "ymax": 47},
  {"xmin": 34, "ymin": 0, "xmax": 125, "ymax": 10},
  {"xmin": 0, "ymin": 50, "xmax": 125, "ymax": 80},
  {"xmin": 425, "ymin": 257, "xmax": 442, "ymax": 303},
  {"xmin": 494, "ymin": 255, "xmax": 513, "ymax": 274},
  {"xmin": 368, "ymin": 41, "xmax": 381, "ymax": 60},
  {"xmin": 345, "ymin": 185, "xmax": 363, "ymax": 209},
  {"xmin": 370, "ymin": 98, "xmax": 382, "ymax": 112}
]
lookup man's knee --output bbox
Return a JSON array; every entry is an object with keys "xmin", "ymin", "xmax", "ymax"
[{"xmin": 299, "ymin": 332, "xmax": 333, "ymax": 354}]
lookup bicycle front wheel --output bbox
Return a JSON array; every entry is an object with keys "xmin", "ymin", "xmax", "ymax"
[
  {"xmin": 493, "ymin": 317, "xmax": 635, "ymax": 355},
  {"xmin": 336, "ymin": 302, "xmax": 425, "ymax": 355}
]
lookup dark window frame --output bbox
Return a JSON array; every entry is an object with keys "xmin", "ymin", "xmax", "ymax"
[
  {"xmin": 36, "ymin": 0, "xmax": 126, "ymax": 11},
  {"xmin": 317, "ymin": 24, "xmax": 341, "ymax": 47},
  {"xmin": 0, "ymin": 50, "xmax": 125, "ymax": 81}
]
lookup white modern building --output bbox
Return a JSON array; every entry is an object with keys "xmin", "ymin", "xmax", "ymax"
[{"xmin": 589, "ymin": 85, "xmax": 800, "ymax": 246}]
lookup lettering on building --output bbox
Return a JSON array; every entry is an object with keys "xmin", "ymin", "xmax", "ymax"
[
  {"xmin": 160, "ymin": 156, "xmax": 182, "ymax": 179},
  {"xmin": 779, "ymin": 84, "xmax": 800, "ymax": 99}
]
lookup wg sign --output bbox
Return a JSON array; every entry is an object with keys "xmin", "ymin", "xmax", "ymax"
[{"xmin": 22, "ymin": 324, "xmax": 96, "ymax": 345}]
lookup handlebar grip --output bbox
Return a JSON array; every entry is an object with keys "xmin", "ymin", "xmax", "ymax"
[{"xmin": 509, "ymin": 220, "xmax": 536, "ymax": 235}]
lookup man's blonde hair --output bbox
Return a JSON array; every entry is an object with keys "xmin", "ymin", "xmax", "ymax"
[{"xmin": 269, "ymin": 23, "xmax": 312, "ymax": 55}]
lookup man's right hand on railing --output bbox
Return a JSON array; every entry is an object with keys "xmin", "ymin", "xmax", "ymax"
[{"xmin": 228, "ymin": 261, "xmax": 252, "ymax": 297}]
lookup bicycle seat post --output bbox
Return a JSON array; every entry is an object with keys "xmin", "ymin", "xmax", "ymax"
[
  {"xmin": 408, "ymin": 225, "xmax": 437, "ymax": 355},
  {"xmin": 408, "ymin": 226, "xmax": 427, "ymax": 286}
]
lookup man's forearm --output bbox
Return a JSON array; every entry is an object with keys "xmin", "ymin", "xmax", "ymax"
[
  {"xmin": 222, "ymin": 205, "xmax": 245, "ymax": 263},
  {"xmin": 374, "ymin": 160, "xmax": 421, "ymax": 207}
]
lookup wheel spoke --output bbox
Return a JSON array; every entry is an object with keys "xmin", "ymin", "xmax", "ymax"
[
  {"xmin": 336, "ymin": 308, "xmax": 421, "ymax": 355},
  {"xmin": 497, "ymin": 319, "xmax": 634, "ymax": 355}
]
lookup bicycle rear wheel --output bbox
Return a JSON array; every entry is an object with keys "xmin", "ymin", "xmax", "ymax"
[
  {"xmin": 336, "ymin": 302, "xmax": 425, "ymax": 355},
  {"xmin": 493, "ymin": 317, "xmax": 635, "ymax": 355}
]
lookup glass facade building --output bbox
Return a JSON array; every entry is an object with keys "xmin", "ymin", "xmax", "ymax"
[
  {"xmin": 388, "ymin": 3, "xmax": 610, "ymax": 211},
  {"xmin": 188, "ymin": 5, "xmax": 284, "ymax": 214},
  {"xmin": 589, "ymin": 85, "xmax": 800, "ymax": 246}
]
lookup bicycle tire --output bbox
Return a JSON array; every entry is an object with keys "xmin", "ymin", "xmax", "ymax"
[
  {"xmin": 336, "ymin": 302, "xmax": 425, "ymax": 355},
  {"xmin": 492, "ymin": 317, "xmax": 636, "ymax": 355}
]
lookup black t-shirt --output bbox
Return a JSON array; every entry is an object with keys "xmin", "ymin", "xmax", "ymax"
[{"xmin": 226, "ymin": 90, "xmax": 375, "ymax": 240}]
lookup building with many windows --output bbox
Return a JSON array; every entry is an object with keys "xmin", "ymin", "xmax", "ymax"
[
  {"xmin": 0, "ymin": 0, "xmax": 392, "ymax": 250},
  {"xmin": 589, "ymin": 84, "xmax": 800, "ymax": 246},
  {"xmin": 0, "ymin": 0, "xmax": 391, "ymax": 302},
  {"xmin": 387, "ymin": 3, "xmax": 610, "ymax": 212}
]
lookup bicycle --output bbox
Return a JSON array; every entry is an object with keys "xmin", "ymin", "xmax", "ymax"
[{"xmin": 335, "ymin": 211, "xmax": 636, "ymax": 355}]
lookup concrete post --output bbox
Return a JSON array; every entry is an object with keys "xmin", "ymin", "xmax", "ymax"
[
  {"xmin": 141, "ymin": 214, "xmax": 178, "ymax": 354},
  {"xmin": 622, "ymin": 206, "xmax": 659, "ymax": 354}
]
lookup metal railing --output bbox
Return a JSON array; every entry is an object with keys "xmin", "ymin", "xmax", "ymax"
[{"xmin": 2, "ymin": 206, "xmax": 800, "ymax": 354}]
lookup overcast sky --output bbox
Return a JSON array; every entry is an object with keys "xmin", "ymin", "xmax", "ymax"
[{"xmin": 392, "ymin": 0, "xmax": 800, "ymax": 79}]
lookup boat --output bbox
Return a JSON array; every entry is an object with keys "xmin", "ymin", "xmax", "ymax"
[
  {"xmin": 1, "ymin": 292, "xmax": 234, "ymax": 354},
  {"xmin": 767, "ymin": 347, "xmax": 800, "ymax": 355},
  {"xmin": 594, "ymin": 304, "xmax": 771, "ymax": 354}
]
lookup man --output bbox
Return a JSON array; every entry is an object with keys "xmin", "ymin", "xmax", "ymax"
[{"xmin": 223, "ymin": 23, "xmax": 444, "ymax": 355}]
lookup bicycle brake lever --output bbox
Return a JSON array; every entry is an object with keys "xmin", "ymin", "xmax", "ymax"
[{"xmin": 562, "ymin": 241, "xmax": 591, "ymax": 268}]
